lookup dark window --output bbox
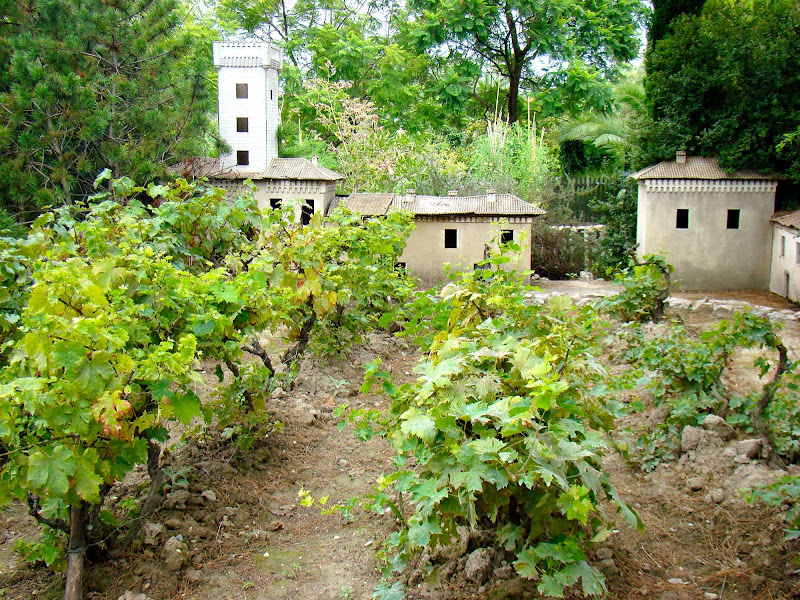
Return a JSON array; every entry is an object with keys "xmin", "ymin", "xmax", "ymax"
[
  {"xmin": 444, "ymin": 229, "xmax": 458, "ymax": 248},
  {"xmin": 781, "ymin": 235, "xmax": 786, "ymax": 257},
  {"xmin": 676, "ymin": 209, "xmax": 689, "ymax": 229},
  {"xmin": 796, "ymin": 242, "xmax": 800, "ymax": 265},
  {"xmin": 236, "ymin": 117, "xmax": 249, "ymax": 132},
  {"xmin": 394, "ymin": 262, "xmax": 407, "ymax": 271},
  {"xmin": 270, "ymin": 90, "xmax": 273, "ymax": 100},
  {"xmin": 301, "ymin": 199, "xmax": 314, "ymax": 225},
  {"xmin": 236, "ymin": 150, "xmax": 249, "ymax": 166},
  {"xmin": 270, "ymin": 198, "xmax": 282, "ymax": 210},
  {"xmin": 726, "ymin": 209, "xmax": 740, "ymax": 229},
  {"xmin": 235, "ymin": 83, "xmax": 248, "ymax": 98},
  {"xmin": 501, "ymin": 229, "xmax": 514, "ymax": 244}
]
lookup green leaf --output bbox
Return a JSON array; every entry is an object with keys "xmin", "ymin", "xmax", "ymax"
[
  {"xmin": 513, "ymin": 547, "xmax": 541, "ymax": 579},
  {"xmin": 27, "ymin": 446, "xmax": 76, "ymax": 497},
  {"xmin": 94, "ymin": 169, "xmax": 112, "ymax": 189},
  {"xmin": 407, "ymin": 516, "xmax": 441, "ymax": 547},
  {"xmin": 73, "ymin": 450, "xmax": 103, "ymax": 503},
  {"xmin": 169, "ymin": 392, "xmax": 202, "ymax": 425},
  {"xmin": 468, "ymin": 437, "xmax": 505, "ymax": 455},
  {"xmin": 373, "ymin": 580, "xmax": 405, "ymax": 600},
  {"xmin": 193, "ymin": 320, "xmax": 215, "ymax": 336},
  {"xmin": 400, "ymin": 409, "xmax": 437, "ymax": 443}
]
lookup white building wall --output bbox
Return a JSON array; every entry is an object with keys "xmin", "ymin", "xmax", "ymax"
[
  {"xmin": 769, "ymin": 224, "xmax": 800, "ymax": 302},
  {"xmin": 213, "ymin": 41, "xmax": 282, "ymax": 173},
  {"xmin": 636, "ymin": 179, "xmax": 776, "ymax": 290}
]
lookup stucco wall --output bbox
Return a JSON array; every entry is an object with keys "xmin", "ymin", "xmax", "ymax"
[
  {"xmin": 636, "ymin": 180, "xmax": 776, "ymax": 290},
  {"xmin": 252, "ymin": 180, "xmax": 337, "ymax": 220},
  {"xmin": 769, "ymin": 224, "xmax": 800, "ymax": 302},
  {"xmin": 399, "ymin": 218, "xmax": 533, "ymax": 287},
  {"xmin": 209, "ymin": 179, "xmax": 337, "ymax": 223},
  {"xmin": 214, "ymin": 43, "xmax": 281, "ymax": 173}
]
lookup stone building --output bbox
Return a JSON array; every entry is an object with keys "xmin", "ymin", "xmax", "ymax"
[
  {"xmin": 770, "ymin": 211, "xmax": 800, "ymax": 301},
  {"xmin": 172, "ymin": 40, "xmax": 345, "ymax": 220},
  {"xmin": 633, "ymin": 152, "xmax": 779, "ymax": 290},
  {"xmin": 176, "ymin": 40, "xmax": 547, "ymax": 286},
  {"xmin": 213, "ymin": 40, "xmax": 282, "ymax": 172},
  {"xmin": 334, "ymin": 190, "xmax": 545, "ymax": 287}
]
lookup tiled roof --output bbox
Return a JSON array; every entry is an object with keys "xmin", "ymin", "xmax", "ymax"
[
  {"xmin": 631, "ymin": 156, "xmax": 777, "ymax": 180},
  {"xmin": 342, "ymin": 193, "xmax": 395, "ymax": 216},
  {"xmin": 392, "ymin": 193, "xmax": 545, "ymax": 216},
  {"xmin": 772, "ymin": 210, "xmax": 800, "ymax": 230},
  {"xmin": 261, "ymin": 158, "xmax": 344, "ymax": 181},
  {"xmin": 334, "ymin": 192, "xmax": 545, "ymax": 217},
  {"xmin": 167, "ymin": 157, "xmax": 344, "ymax": 181}
]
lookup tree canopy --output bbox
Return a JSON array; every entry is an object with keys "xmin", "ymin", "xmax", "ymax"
[
  {"xmin": 0, "ymin": 0, "xmax": 218, "ymax": 219},
  {"xmin": 406, "ymin": 0, "xmax": 646, "ymax": 123},
  {"xmin": 641, "ymin": 0, "xmax": 800, "ymax": 180}
]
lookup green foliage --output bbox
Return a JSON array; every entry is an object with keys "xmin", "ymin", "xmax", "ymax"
[
  {"xmin": 647, "ymin": 0, "xmax": 705, "ymax": 47},
  {"xmin": 748, "ymin": 475, "xmax": 800, "ymax": 545},
  {"xmin": 588, "ymin": 177, "xmax": 638, "ymax": 271},
  {"xmin": 642, "ymin": 0, "xmax": 800, "ymax": 180},
  {"xmin": 599, "ymin": 255, "xmax": 672, "ymax": 323},
  {"xmin": 0, "ymin": 0, "xmax": 218, "ymax": 219},
  {"xmin": 614, "ymin": 311, "xmax": 798, "ymax": 469},
  {"xmin": 558, "ymin": 71, "xmax": 646, "ymax": 173},
  {"xmin": 351, "ymin": 257, "xmax": 640, "ymax": 597},
  {"xmin": 0, "ymin": 175, "xmax": 414, "ymax": 592},
  {"xmin": 408, "ymin": 0, "xmax": 647, "ymax": 123}
]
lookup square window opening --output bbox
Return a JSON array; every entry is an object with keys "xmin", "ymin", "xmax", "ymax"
[
  {"xmin": 501, "ymin": 229, "xmax": 514, "ymax": 244},
  {"xmin": 236, "ymin": 150, "xmax": 249, "ymax": 166},
  {"xmin": 301, "ymin": 199, "xmax": 314, "ymax": 225},
  {"xmin": 444, "ymin": 229, "xmax": 458, "ymax": 249},
  {"xmin": 676, "ymin": 209, "xmax": 689, "ymax": 229},
  {"xmin": 236, "ymin": 117, "xmax": 249, "ymax": 132},
  {"xmin": 270, "ymin": 198, "xmax": 282, "ymax": 210},
  {"xmin": 727, "ymin": 209, "xmax": 740, "ymax": 229},
  {"xmin": 235, "ymin": 83, "xmax": 248, "ymax": 98}
]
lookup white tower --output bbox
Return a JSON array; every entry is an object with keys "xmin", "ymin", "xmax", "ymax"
[{"xmin": 213, "ymin": 40, "xmax": 282, "ymax": 173}]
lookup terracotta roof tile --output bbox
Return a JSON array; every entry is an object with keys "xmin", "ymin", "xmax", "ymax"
[
  {"xmin": 631, "ymin": 156, "xmax": 777, "ymax": 181},
  {"xmin": 772, "ymin": 210, "xmax": 800, "ymax": 230}
]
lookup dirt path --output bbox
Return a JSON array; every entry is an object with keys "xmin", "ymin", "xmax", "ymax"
[{"xmin": 0, "ymin": 288, "xmax": 799, "ymax": 600}]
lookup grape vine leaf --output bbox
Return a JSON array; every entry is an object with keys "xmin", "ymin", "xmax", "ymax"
[
  {"xmin": 27, "ymin": 446, "xmax": 76, "ymax": 497},
  {"xmin": 399, "ymin": 409, "xmax": 437, "ymax": 443}
]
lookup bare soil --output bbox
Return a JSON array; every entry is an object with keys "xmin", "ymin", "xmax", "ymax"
[{"xmin": 1, "ymin": 289, "xmax": 799, "ymax": 600}]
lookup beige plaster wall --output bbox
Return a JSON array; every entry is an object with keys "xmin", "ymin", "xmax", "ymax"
[
  {"xmin": 399, "ymin": 218, "xmax": 533, "ymax": 287},
  {"xmin": 252, "ymin": 180, "xmax": 337, "ymax": 221},
  {"xmin": 636, "ymin": 182, "xmax": 775, "ymax": 290},
  {"xmin": 769, "ymin": 224, "xmax": 800, "ymax": 302}
]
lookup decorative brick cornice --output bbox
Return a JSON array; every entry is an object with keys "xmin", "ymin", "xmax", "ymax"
[{"xmin": 644, "ymin": 179, "xmax": 778, "ymax": 193}]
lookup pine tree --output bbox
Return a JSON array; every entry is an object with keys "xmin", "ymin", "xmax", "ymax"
[{"xmin": 0, "ymin": 0, "xmax": 217, "ymax": 220}]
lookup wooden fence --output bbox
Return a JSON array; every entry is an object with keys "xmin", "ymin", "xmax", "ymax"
[{"xmin": 553, "ymin": 176, "xmax": 623, "ymax": 224}]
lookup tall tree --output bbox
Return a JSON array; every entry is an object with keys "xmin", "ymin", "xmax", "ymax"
[
  {"xmin": 648, "ymin": 0, "xmax": 704, "ymax": 47},
  {"xmin": 641, "ymin": 0, "xmax": 800, "ymax": 180},
  {"xmin": 0, "ymin": 0, "xmax": 217, "ymax": 219},
  {"xmin": 407, "ymin": 0, "xmax": 646, "ymax": 124}
]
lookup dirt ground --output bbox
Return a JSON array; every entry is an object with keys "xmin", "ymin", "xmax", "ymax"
[{"xmin": 1, "ymin": 286, "xmax": 799, "ymax": 600}]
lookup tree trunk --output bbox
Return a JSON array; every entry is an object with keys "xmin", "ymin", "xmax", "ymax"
[
  {"xmin": 507, "ymin": 71, "xmax": 521, "ymax": 124},
  {"xmin": 64, "ymin": 503, "xmax": 88, "ymax": 600},
  {"xmin": 751, "ymin": 341, "xmax": 790, "ymax": 469}
]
